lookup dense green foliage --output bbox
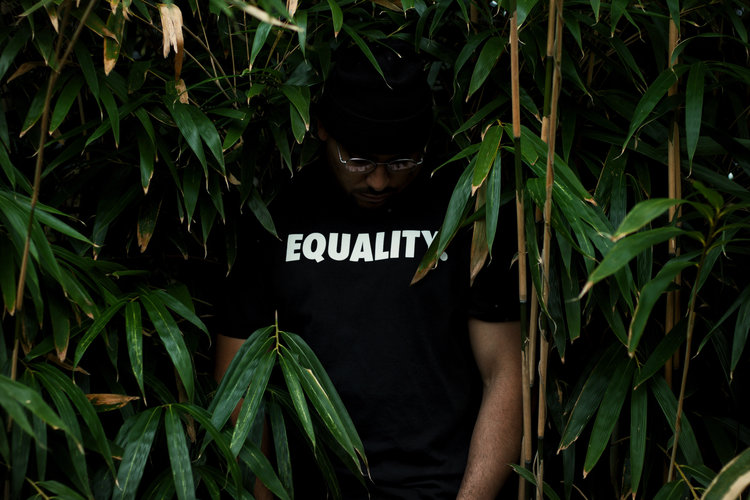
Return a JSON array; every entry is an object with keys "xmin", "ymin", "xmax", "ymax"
[{"xmin": 1, "ymin": 0, "xmax": 749, "ymax": 498}]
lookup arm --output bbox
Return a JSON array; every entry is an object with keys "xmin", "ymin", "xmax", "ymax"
[
  {"xmin": 214, "ymin": 334, "xmax": 274, "ymax": 500},
  {"xmin": 457, "ymin": 318, "xmax": 523, "ymax": 500}
]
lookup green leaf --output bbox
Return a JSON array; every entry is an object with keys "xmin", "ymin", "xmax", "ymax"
[
  {"xmin": 342, "ymin": 26, "xmax": 385, "ymax": 82},
  {"xmin": 516, "ymin": 0, "xmax": 540, "ymax": 26},
  {"xmin": 610, "ymin": 0, "xmax": 628, "ymax": 35},
  {"xmin": 685, "ymin": 62, "xmax": 705, "ymax": 167},
  {"xmin": 472, "ymin": 124, "xmax": 503, "ymax": 191},
  {"xmin": 701, "ymin": 446, "xmax": 750, "ymax": 500},
  {"xmin": 73, "ymin": 42, "xmax": 99, "ymax": 100},
  {"xmin": 0, "ymin": 24, "xmax": 30, "ymax": 82},
  {"xmin": 137, "ymin": 129, "xmax": 155, "ymax": 193},
  {"xmin": 691, "ymin": 180, "xmax": 724, "ymax": 210},
  {"xmin": 74, "ymin": 297, "xmax": 129, "ymax": 367},
  {"xmin": 467, "ymin": 36, "xmax": 505, "ymax": 100},
  {"xmin": 248, "ymin": 189, "xmax": 278, "ymax": 239},
  {"xmin": 583, "ymin": 227, "xmax": 687, "ymax": 294},
  {"xmin": 0, "ymin": 375, "xmax": 66, "ymax": 439},
  {"xmin": 559, "ymin": 345, "xmax": 621, "ymax": 450},
  {"xmin": 164, "ymin": 96, "xmax": 208, "ymax": 178},
  {"xmin": 50, "ymin": 76, "xmax": 84, "ymax": 133},
  {"xmin": 37, "ymin": 481, "xmax": 87, "ymax": 500},
  {"xmin": 238, "ymin": 444, "xmax": 291, "ymax": 500},
  {"xmin": 249, "ymin": 22, "xmax": 273, "ymax": 68},
  {"xmin": 634, "ymin": 321, "xmax": 687, "ymax": 388},
  {"xmin": 184, "ymin": 104, "xmax": 226, "ymax": 176},
  {"xmin": 125, "ymin": 301, "xmax": 145, "ymax": 397},
  {"xmin": 140, "ymin": 292, "xmax": 195, "ymax": 402},
  {"xmin": 209, "ymin": 328, "xmax": 275, "ymax": 430},
  {"xmin": 583, "ymin": 359, "xmax": 635, "ymax": 475},
  {"xmin": 269, "ymin": 400, "xmax": 293, "ymax": 496},
  {"xmin": 731, "ymin": 299, "xmax": 750, "ymax": 374},
  {"xmin": 112, "ymin": 408, "xmax": 162, "ymax": 500},
  {"xmin": 630, "ymin": 384, "xmax": 648, "ymax": 495},
  {"xmin": 281, "ymin": 85, "xmax": 310, "ymax": 130},
  {"xmin": 165, "ymin": 406, "xmax": 196, "ymax": 500},
  {"xmin": 99, "ymin": 84, "xmax": 120, "ymax": 147},
  {"xmin": 650, "ymin": 376, "xmax": 703, "ymax": 465},
  {"xmin": 152, "ymin": 289, "xmax": 209, "ymax": 335},
  {"xmin": 612, "ymin": 198, "xmax": 683, "ymax": 241},
  {"xmin": 230, "ymin": 348, "xmax": 275, "ymax": 455},
  {"xmin": 20, "ymin": 85, "xmax": 46, "ymax": 137},
  {"xmin": 278, "ymin": 351, "xmax": 315, "ymax": 449},
  {"xmin": 622, "ymin": 66, "xmax": 688, "ymax": 152},
  {"xmin": 326, "ymin": 0, "xmax": 343, "ymax": 36},
  {"xmin": 510, "ymin": 464, "xmax": 562, "ymax": 500},
  {"xmin": 629, "ymin": 259, "xmax": 694, "ymax": 353},
  {"xmin": 485, "ymin": 152, "xmax": 502, "ymax": 252},
  {"xmin": 34, "ymin": 364, "xmax": 115, "ymax": 475}
]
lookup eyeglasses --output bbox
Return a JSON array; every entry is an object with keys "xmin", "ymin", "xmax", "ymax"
[{"xmin": 335, "ymin": 143, "xmax": 423, "ymax": 174}]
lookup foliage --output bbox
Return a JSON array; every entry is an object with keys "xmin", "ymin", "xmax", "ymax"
[{"xmin": 1, "ymin": 0, "xmax": 749, "ymax": 498}]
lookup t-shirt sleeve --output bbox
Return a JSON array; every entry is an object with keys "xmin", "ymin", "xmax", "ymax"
[
  {"xmin": 466, "ymin": 206, "xmax": 520, "ymax": 323},
  {"xmin": 215, "ymin": 222, "xmax": 278, "ymax": 339}
]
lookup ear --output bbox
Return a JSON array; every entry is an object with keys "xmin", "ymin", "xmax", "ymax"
[{"xmin": 316, "ymin": 119, "xmax": 329, "ymax": 141}]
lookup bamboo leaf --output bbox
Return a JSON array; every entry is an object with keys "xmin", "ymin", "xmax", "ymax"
[
  {"xmin": 278, "ymin": 351, "xmax": 316, "ymax": 449},
  {"xmin": 209, "ymin": 328, "xmax": 275, "ymax": 430},
  {"xmin": 34, "ymin": 364, "xmax": 115, "ymax": 475},
  {"xmin": 48, "ymin": 297, "xmax": 70, "ymax": 361},
  {"xmin": 629, "ymin": 259, "xmax": 695, "ymax": 353},
  {"xmin": 269, "ymin": 399, "xmax": 293, "ymax": 496},
  {"xmin": 238, "ymin": 444, "xmax": 291, "ymax": 500},
  {"xmin": 342, "ymin": 26, "xmax": 385, "ymax": 82},
  {"xmin": 125, "ymin": 301, "xmax": 145, "ymax": 397},
  {"xmin": 20, "ymin": 85, "xmax": 46, "ymax": 137},
  {"xmin": 164, "ymin": 96, "xmax": 208, "ymax": 178},
  {"xmin": 248, "ymin": 189, "xmax": 279, "ymax": 239},
  {"xmin": 103, "ymin": 8, "xmax": 125, "ymax": 76},
  {"xmin": 583, "ymin": 360, "xmax": 635, "ymax": 476},
  {"xmin": 184, "ymin": 104, "xmax": 226, "ymax": 176},
  {"xmin": 137, "ymin": 129, "xmax": 155, "ymax": 193},
  {"xmin": 249, "ymin": 22, "xmax": 273, "ymax": 68},
  {"xmin": 280, "ymin": 85, "xmax": 310, "ymax": 130},
  {"xmin": 559, "ymin": 345, "xmax": 621, "ymax": 450},
  {"xmin": 612, "ymin": 198, "xmax": 683, "ymax": 241},
  {"xmin": 485, "ymin": 152, "xmax": 502, "ymax": 253},
  {"xmin": 326, "ymin": 0, "xmax": 343, "ymax": 36},
  {"xmin": 731, "ymin": 299, "xmax": 750, "ymax": 375},
  {"xmin": 0, "ymin": 24, "xmax": 30, "ymax": 82},
  {"xmin": 165, "ymin": 406, "xmax": 196, "ymax": 500},
  {"xmin": 140, "ymin": 292, "xmax": 195, "ymax": 402},
  {"xmin": 74, "ymin": 297, "xmax": 129, "ymax": 367},
  {"xmin": 622, "ymin": 66, "xmax": 688, "ymax": 153},
  {"xmin": 650, "ymin": 376, "xmax": 703, "ymax": 465},
  {"xmin": 685, "ymin": 62, "xmax": 705, "ymax": 167},
  {"xmin": 230, "ymin": 348, "xmax": 275, "ymax": 455},
  {"xmin": 517, "ymin": 0, "xmax": 540, "ymax": 26},
  {"xmin": 152, "ymin": 288, "xmax": 209, "ymax": 335},
  {"xmin": 37, "ymin": 481, "xmax": 87, "ymax": 500},
  {"xmin": 49, "ymin": 76, "xmax": 84, "ymax": 133},
  {"xmin": 112, "ymin": 408, "xmax": 162, "ymax": 500},
  {"xmin": 281, "ymin": 331, "xmax": 367, "ymax": 469},
  {"xmin": 582, "ymin": 227, "xmax": 687, "ymax": 296},
  {"xmin": 472, "ymin": 124, "xmax": 502, "ymax": 192},
  {"xmin": 635, "ymin": 321, "xmax": 687, "ymax": 388},
  {"xmin": 467, "ymin": 36, "xmax": 504, "ymax": 100},
  {"xmin": 610, "ymin": 0, "xmax": 628, "ymax": 35},
  {"xmin": 630, "ymin": 384, "xmax": 648, "ymax": 495},
  {"xmin": 701, "ymin": 446, "xmax": 750, "ymax": 500},
  {"xmin": 73, "ymin": 42, "xmax": 99, "ymax": 100}
]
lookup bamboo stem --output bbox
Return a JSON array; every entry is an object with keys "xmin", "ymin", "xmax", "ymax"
[{"xmin": 536, "ymin": 1, "xmax": 564, "ymax": 497}]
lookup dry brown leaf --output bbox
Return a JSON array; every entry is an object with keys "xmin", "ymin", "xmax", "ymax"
[
  {"xmin": 46, "ymin": 4, "xmax": 59, "ymax": 32},
  {"xmin": 159, "ymin": 3, "xmax": 185, "ymax": 80},
  {"xmin": 86, "ymin": 393, "xmax": 140, "ymax": 408},
  {"xmin": 7, "ymin": 61, "xmax": 44, "ymax": 83},
  {"xmin": 239, "ymin": 3, "xmax": 302, "ymax": 32},
  {"xmin": 287, "ymin": 0, "xmax": 299, "ymax": 18},
  {"xmin": 175, "ymin": 78, "xmax": 189, "ymax": 104},
  {"xmin": 44, "ymin": 353, "xmax": 90, "ymax": 375}
]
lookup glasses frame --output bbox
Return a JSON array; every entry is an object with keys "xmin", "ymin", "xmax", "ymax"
[{"xmin": 335, "ymin": 143, "xmax": 424, "ymax": 174}]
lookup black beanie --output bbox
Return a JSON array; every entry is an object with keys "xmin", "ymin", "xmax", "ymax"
[{"xmin": 317, "ymin": 41, "xmax": 434, "ymax": 155}]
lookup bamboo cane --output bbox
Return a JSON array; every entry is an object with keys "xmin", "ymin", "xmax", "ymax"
[
  {"xmin": 536, "ymin": 1, "xmax": 564, "ymax": 497},
  {"xmin": 509, "ymin": 3, "xmax": 532, "ymax": 498}
]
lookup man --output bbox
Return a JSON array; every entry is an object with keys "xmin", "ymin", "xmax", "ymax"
[{"xmin": 215, "ymin": 41, "xmax": 522, "ymax": 499}]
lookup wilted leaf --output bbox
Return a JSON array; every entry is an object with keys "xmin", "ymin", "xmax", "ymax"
[
  {"xmin": 137, "ymin": 196, "xmax": 162, "ymax": 253},
  {"xmin": 86, "ymin": 393, "xmax": 139, "ymax": 409},
  {"xmin": 103, "ymin": 8, "xmax": 125, "ymax": 76},
  {"xmin": 159, "ymin": 3, "xmax": 184, "ymax": 80}
]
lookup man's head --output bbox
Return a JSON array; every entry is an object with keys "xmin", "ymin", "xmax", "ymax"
[{"xmin": 317, "ymin": 40, "xmax": 434, "ymax": 208}]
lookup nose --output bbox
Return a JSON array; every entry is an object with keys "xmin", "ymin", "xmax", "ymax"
[{"xmin": 365, "ymin": 165, "xmax": 390, "ymax": 192}]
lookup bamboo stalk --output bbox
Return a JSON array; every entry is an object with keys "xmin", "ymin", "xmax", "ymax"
[
  {"xmin": 536, "ymin": 1, "xmax": 564, "ymax": 497},
  {"xmin": 509, "ymin": 4, "xmax": 533, "ymax": 498}
]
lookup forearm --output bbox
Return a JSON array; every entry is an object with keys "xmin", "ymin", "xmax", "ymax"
[
  {"xmin": 458, "ymin": 373, "xmax": 522, "ymax": 499},
  {"xmin": 459, "ymin": 319, "xmax": 523, "ymax": 499}
]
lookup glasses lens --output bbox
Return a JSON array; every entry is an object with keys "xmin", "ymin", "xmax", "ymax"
[
  {"xmin": 345, "ymin": 158, "xmax": 376, "ymax": 173},
  {"xmin": 387, "ymin": 159, "xmax": 419, "ymax": 171}
]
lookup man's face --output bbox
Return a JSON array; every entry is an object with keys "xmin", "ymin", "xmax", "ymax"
[{"xmin": 319, "ymin": 125, "xmax": 423, "ymax": 209}]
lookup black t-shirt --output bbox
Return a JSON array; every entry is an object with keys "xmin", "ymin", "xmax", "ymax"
[{"xmin": 222, "ymin": 163, "xmax": 517, "ymax": 498}]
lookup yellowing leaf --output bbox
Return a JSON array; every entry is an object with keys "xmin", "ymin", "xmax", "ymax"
[
  {"xmin": 86, "ymin": 393, "xmax": 140, "ymax": 408},
  {"xmin": 287, "ymin": 0, "xmax": 299, "ymax": 18},
  {"xmin": 175, "ymin": 78, "xmax": 189, "ymax": 104},
  {"xmin": 159, "ymin": 3, "xmax": 185, "ymax": 80},
  {"xmin": 238, "ymin": 3, "xmax": 302, "ymax": 32}
]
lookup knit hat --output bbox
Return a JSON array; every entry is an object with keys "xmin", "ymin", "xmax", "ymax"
[{"xmin": 317, "ymin": 41, "xmax": 434, "ymax": 155}]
